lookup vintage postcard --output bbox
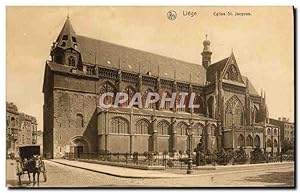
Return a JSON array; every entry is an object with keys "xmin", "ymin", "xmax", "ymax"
[{"xmin": 6, "ymin": 6, "xmax": 294, "ymax": 188}]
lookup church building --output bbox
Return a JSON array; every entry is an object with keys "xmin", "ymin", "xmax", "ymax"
[{"xmin": 43, "ymin": 17, "xmax": 280, "ymax": 158}]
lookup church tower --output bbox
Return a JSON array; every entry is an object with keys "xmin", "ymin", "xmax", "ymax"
[
  {"xmin": 201, "ymin": 35, "xmax": 212, "ymax": 69},
  {"xmin": 50, "ymin": 16, "xmax": 82, "ymax": 70}
]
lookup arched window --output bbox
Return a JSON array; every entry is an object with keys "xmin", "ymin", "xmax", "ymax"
[
  {"xmin": 274, "ymin": 129, "xmax": 278, "ymax": 136},
  {"xmin": 238, "ymin": 134, "xmax": 245, "ymax": 147},
  {"xmin": 123, "ymin": 86, "xmax": 136, "ymax": 107},
  {"xmin": 211, "ymin": 125, "xmax": 217, "ymax": 136},
  {"xmin": 207, "ymin": 96, "xmax": 214, "ymax": 118},
  {"xmin": 193, "ymin": 95, "xmax": 203, "ymax": 114},
  {"xmin": 246, "ymin": 135, "xmax": 253, "ymax": 146},
  {"xmin": 68, "ymin": 56, "xmax": 76, "ymax": 66},
  {"xmin": 225, "ymin": 96, "xmax": 244, "ymax": 126},
  {"xmin": 267, "ymin": 128, "xmax": 271, "ymax": 135},
  {"xmin": 10, "ymin": 117, "xmax": 16, "ymax": 127},
  {"xmin": 226, "ymin": 64, "xmax": 239, "ymax": 81},
  {"xmin": 99, "ymin": 81, "xmax": 117, "ymax": 106},
  {"xmin": 254, "ymin": 135, "xmax": 260, "ymax": 148},
  {"xmin": 135, "ymin": 119, "xmax": 150, "ymax": 134},
  {"xmin": 110, "ymin": 117, "xmax": 129, "ymax": 134},
  {"xmin": 76, "ymin": 114, "xmax": 84, "ymax": 128},
  {"xmin": 177, "ymin": 122, "xmax": 188, "ymax": 136},
  {"xmin": 194, "ymin": 123, "xmax": 204, "ymax": 136},
  {"xmin": 267, "ymin": 139, "xmax": 272, "ymax": 147},
  {"xmin": 157, "ymin": 120, "xmax": 171, "ymax": 135},
  {"xmin": 161, "ymin": 91, "xmax": 172, "ymax": 111},
  {"xmin": 274, "ymin": 139, "xmax": 278, "ymax": 147},
  {"xmin": 142, "ymin": 88, "xmax": 156, "ymax": 109}
]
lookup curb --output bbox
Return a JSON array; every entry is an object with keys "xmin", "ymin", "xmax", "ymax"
[{"xmin": 48, "ymin": 160, "xmax": 181, "ymax": 179}]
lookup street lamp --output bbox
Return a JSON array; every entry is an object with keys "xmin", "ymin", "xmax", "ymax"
[{"xmin": 186, "ymin": 124, "xmax": 194, "ymax": 174}]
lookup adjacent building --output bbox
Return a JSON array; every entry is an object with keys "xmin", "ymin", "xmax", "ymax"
[
  {"xmin": 43, "ymin": 17, "xmax": 280, "ymax": 158},
  {"xmin": 6, "ymin": 102, "xmax": 39, "ymax": 155},
  {"xmin": 270, "ymin": 117, "xmax": 294, "ymax": 143}
]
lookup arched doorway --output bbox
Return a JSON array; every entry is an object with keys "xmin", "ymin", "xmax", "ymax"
[{"xmin": 70, "ymin": 136, "xmax": 90, "ymax": 157}]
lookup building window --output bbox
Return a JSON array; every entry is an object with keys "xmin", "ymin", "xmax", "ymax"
[
  {"xmin": 177, "ymin": 122, "xmax": 188, "ymax": 136},
  {"xmin": 254, "ymin": 135, "xmax": 260, "ymax": 148},
  {"xmin": 193, "ymin": 95, "xmax": 203, "ymax": 114},
  {"xmin": 267, "ymin": 128, "xmax": 271, "ymax": 135},
  {"xmin": 157, "ymin": 120, "xmax": 171, "ymax": 135},
  {"xmin": 274, "ymin": 129, "xmax": 278, "ymax": 136},
  {"xmin": 68, "ymin": 56, "xmax": 76, "ymax": 66},
  {"xmin": 246, "ymin": 135, "xmax": 253, "ymax": 146},
  {"xmin": 76, "ymin": 114, "xmax": 84, "ymax": 128},
  {"xmin": 135, "ymin": 119, "xmax": 150, "ymax": 134},
  {"xmin": 237, "ymin": 134, "xmax": 245, "ymax": 147},
  {"xmin": 225, "ymin": 96, "xmax": 244, "ymax": 126},
  {"xmin": 123, "ymin": 86, "xmax": 136, "ymax": 107},
  {"xmin": 110, "ymin": 117, "xmax": 129, "ymax": 134},
  {"xmin": 194, "ymin": 123, "xmax": 204, "ymax": 136},
  {"xmin": 142, "ymin": 89, "xmax": 156, "ymax": 109},
  {"xmin": 267, "ymin": 139, "xmax": 272, "ymax": 147},
  {"xmin": 274, "ymin": 139, "xmax": 278, "ymax": 147},
  {"xmin": 99, "ymin": 81, "xmax": 117, "ymax": 105},
  {"xmin": 11, "ymin": 117, "xmax": 16, "ymax": 127},
  {"xmin": 161, "ymin": 91, "xmax": 172, "ymax": 111}
]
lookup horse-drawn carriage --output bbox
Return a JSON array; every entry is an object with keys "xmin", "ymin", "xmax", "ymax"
[{"xmin": 16, "ymin": 145, "xmax": 47, "ymax": 185}]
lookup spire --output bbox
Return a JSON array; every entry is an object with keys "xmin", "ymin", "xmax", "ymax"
[
  {"xmin": 55, "ymin": 16, "xmax": 79, "ymax": 51},
  {"xmin": 201, "ymin": 34, "xmax": 212, "ymax": 69}
]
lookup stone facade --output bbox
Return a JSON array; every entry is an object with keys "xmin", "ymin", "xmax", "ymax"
[
  {"xmin": 270, "ymin": 117, "xmax": 294, "ymax": 143},
  {"xmin": 6, "ymin": 102, "xmax": 38, "ymax": 155},
  {"xmin": 43, "ymin": 17, "xmax": 280, "ymax": 158}
]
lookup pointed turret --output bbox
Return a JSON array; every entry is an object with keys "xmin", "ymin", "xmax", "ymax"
[
  {"xmin": 201, "ymin": 34, "xmax": 212, "ymax": 69},
  {"xmin": 55, "ymin": 16, "xmax": 79, "ymax": 51},
  {"xmin": 50, "ymin": 16, "xmax": 82, "ymax": 69}
]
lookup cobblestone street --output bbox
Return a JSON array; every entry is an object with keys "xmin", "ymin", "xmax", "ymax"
[{"xmin": 7, "ymin": 160, "xmax": 294, "ymax": 187}]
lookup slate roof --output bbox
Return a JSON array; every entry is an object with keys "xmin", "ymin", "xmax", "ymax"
[
  {"xmin": 76, "ymin": 35, "xmax": 206, "ymax": 85},
  {"xmin": 242, "ymin": 76, "xmax": 259, "ymax": 96},
  {"xmin": 206, "ymin": 57, "xmax": 229, "ymax": 82}
]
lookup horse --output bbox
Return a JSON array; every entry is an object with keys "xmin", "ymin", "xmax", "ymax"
[{"xmin": 17, "ymin": 155, "xmax": 46, "ymax": 186}]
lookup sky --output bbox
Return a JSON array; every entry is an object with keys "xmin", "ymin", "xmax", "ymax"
[{"xmin": 6, "ymin": 6, "xmax": 294, "ymax": 129}]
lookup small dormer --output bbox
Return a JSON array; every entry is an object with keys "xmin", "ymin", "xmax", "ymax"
[{"xmin": 50, "ymin": 16, "xmax": 82, "ymax": 70}]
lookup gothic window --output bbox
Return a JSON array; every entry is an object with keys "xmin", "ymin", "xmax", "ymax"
[
  {"xmin": 246, "ymin": 135, "xmax": 253, "ymax": 146},
  {"xmin": 225, "ymin": 96, "xmax": 244, "ymax": 126},
  {"xmin": 162, "ymin": 91, "xmax": 172, "ymax": 111},
  {"xmin": 193, "ymin": 95, "xmax": 203, "ymax": 114},
  {"xmin": 142, "ymin": 88, "xmax": 156, "ymax": 109},
  {"xmin": 274, "ymin": 139, "xmax": 278, "ymax": 147},
  {"xmin": 207, "ymin": 96, "xmax": 214, "ymax": 118},
  {"xmin": 123, "ymin": 86, "xmax": 136, "ymax": 107},
  {"xmin": 62, "ymin": 35, "xmax": 68, "ymax": 40},
  {"xmin": 267, "ymin": 139, "xmax": 272, "ymax": 147},
  {"xmin": 157, "ymin": 120, "xmax": 171, "ymax": 135},
  {"xmin": 176, "ymin": 94, "xmax": 185, "ymax": 112},
  {"xmin": 135, "ymin": 119, "xmax": 150, "ymax": 134},
  {"xmin": 76, "ymin": 114, "xmax": 83, "ymax": 128},
  {"xmin": 194, "ymin": 123, "xmax": 204, "ymax": 136},
  {"xmin": 72, "ymin": 36, "xmax": 77, "ymax": 42},
  {"xmin": 237, "ymin": 134, "xmax": 245, "ymax": 147},
  {"xmin": 177, "ymin": 122, "xmax": 188, "ymax": 136},
  {"xmin": 254, "ymin": 135, "xmax": 260, "ymax": 147},
  {"xmin": 110, "ymin": 117, "xmax": 129, "ymax": 134},
  {"xmin": 211, "ymin": 125, "xmax": 217, "ymax": 136},
  {"xmin": 68, "ymin": 56, "xmax": 76, "ymax": 67},
  {"xmin": 99, "ymin": 82, "xmax": 117, "ymax": 106},
  {"xmin": 226, "ymin": 64, "xmax": 239, "ymax": 81},
  {"xmin": 267, "ymin": 128, "xmax": 271, "ymax": 135}
]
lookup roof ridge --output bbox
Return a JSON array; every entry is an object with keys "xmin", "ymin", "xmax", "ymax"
[{"xmin": 77, "ymin": 34, "xmax": 202, "ymax": 67}]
